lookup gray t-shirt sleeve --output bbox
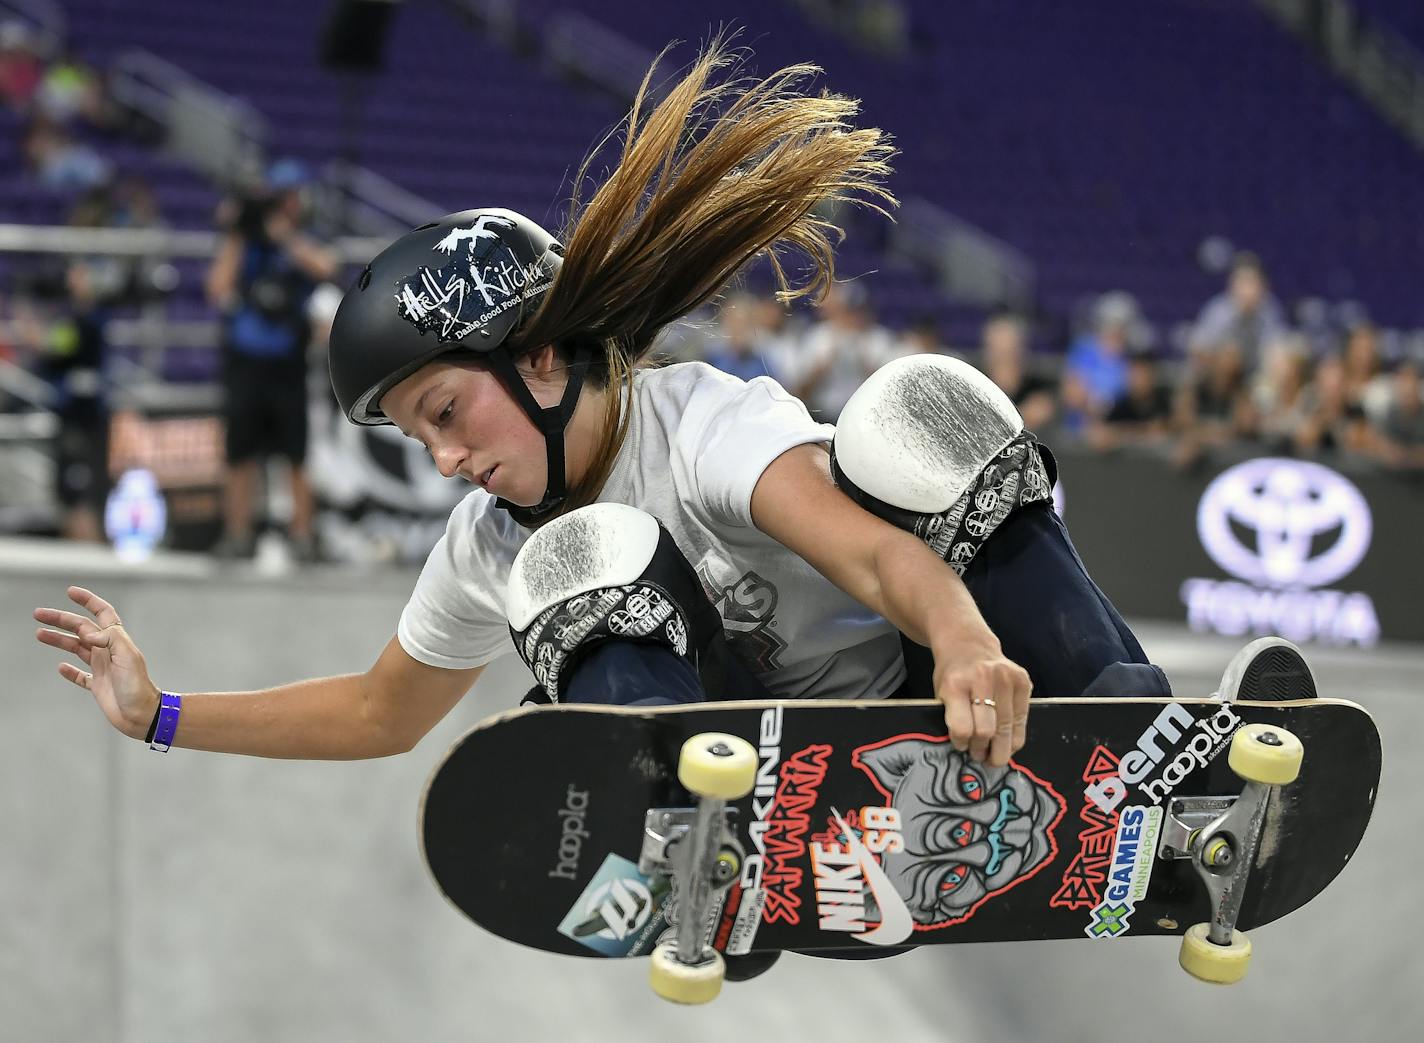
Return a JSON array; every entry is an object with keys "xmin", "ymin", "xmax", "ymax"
[
  {"xmin": 690, "ymin": 374, "xmax": 836, "ymax": 528},
  {"xmin": 397, "ymin": 493, "xmax": 520, "ymax": 670}
]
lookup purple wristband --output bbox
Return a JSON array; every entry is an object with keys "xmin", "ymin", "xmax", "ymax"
[{"xmin": 149, "ymin": 691, "xmax": 182, "ymax": 752}]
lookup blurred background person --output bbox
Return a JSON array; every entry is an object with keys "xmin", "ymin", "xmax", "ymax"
[
  {"xmin": 1342, "ymin": 320, "xmax": 1393, "ymax": 428},
  {"xmin": 0, "ymin": 20, "xmax": 42, "ymax": 111},
  {"xmin": 1173, "ymin": 340, "xmax": 1256, "ymax": 468},
  {"xmin": 788, "ymin": 279, "xmax": 895, "ymax": 420},
  {"xmin": 885, "ymin": 312, "xmax": 950, "ymax": 362},
  {"xmin": 1188, "ymin": 250, "xmax": 1287, "ymax": 370},
  {"xmin": 205, "ymin": 159, "xmax": 338, "ymax": 562},
  {"xmin": 1374, "ymin": 359, "xmax": 1424, "ymax": 471},
  {"xmin": 1293, "ymin": 352, "xmax": 1373, "ymax": 459},
  {"xmin": 1251, "ymin": 334, "xmax": 1313, "ymax": 454},
  {"xmin": 1059, "ymin": 291, "xmax": 1140, "ymax": 438},
  {"xmin": 979, "ymin": 311, "xmax": 1055, "ymax": 432},
  {"xmin": 749, "ymin": 293, "xmax": 807, "ymax": 385},
  {"xmin": 11, "ymin": 265, "xmax": 110, "ymax": 542},
  {"xmin": 701, "ymin": 291, "xmax": 779, "ymax": 382},
  {"xmin": 1088, "ymin": 349, "xmax": 1173, "ymax": 451}
]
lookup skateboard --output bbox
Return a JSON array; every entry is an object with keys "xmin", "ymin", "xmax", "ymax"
[{"xmin": 420, "ymin": 696, "xmax": 1379, "ymax": 1003}]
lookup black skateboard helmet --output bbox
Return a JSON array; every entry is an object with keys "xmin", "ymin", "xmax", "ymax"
[
  {"xmin": 329, "ymin": 208, "xmax": 592, "ymax": 521},
  {"xmin": 330, "ymin": 208, "xmax": 563, "ymax": 425}
]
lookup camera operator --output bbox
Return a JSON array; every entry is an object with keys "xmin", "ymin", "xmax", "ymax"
[{"xmin": 205, "ymin": 159, "xmax": 338, "ymax": 562}]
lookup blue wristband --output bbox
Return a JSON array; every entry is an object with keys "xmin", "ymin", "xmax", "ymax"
[{"xmin": 149, "ymin": 691, "xmax": 182, "ymax": 753}]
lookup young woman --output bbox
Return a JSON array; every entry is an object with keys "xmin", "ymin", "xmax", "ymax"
[{"xmin": 35, "ymin": 43, "xmax": 1173, "ymax": 781}]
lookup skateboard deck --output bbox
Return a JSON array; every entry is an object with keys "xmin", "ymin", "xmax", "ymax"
[{"xmin": 420, "ymin": 697, "xmax": 1378, "ymax": 964}]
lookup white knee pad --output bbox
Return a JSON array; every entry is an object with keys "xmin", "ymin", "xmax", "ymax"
[
  {"xmin": 506, "ymin": 503, "xmax": 719, "ymax": 701},
  {"xmin": 506, "ymin": 503, "xmax": 663, "ymax": 633},
  {"xmin": 834, "ymin": 354, "xmax": 1022, "ymax": 513}
]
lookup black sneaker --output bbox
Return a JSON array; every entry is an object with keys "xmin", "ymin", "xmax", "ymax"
[
  {"xmin": 723, "ymin": 950, "xmax": 782, "ymax": 982},
  {"xmin": 1215, "ymin": 637, "xmax": 1318, "ymax": 702}
]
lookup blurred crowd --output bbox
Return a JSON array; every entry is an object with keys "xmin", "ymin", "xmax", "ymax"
[
  {"xmin": 2, "ymin": 8, "xmax": 1421, "ymax": 565},
  {"xmin": 675, "ymin": 251, "xmax": 1424, "ymax": 476}
]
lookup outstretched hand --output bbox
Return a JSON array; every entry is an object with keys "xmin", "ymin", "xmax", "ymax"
[
  {"xmin": 933, "ymin": 643, "xmax": 1032, "ymax": 767},
  {"xmin": 34, "ymin": 586, "xmax": 159, "ymax": 739}
]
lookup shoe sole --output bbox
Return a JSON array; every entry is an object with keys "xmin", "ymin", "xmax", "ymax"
[{"xmin": 1235, "ymin": 645, "xmax": 1319, "ymax": 701}]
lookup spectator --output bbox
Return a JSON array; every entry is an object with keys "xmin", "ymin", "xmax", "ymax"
[
  {"xmin": 1090, "ymin": 350, "xmax": 1173, "ymax": 451},
  {"xmin": 23, "ymin": 113, "xmax": 110, "ymax": 190},
  {"xmin": 1064, "ymin": 291, "xmax": 1141, "ymax": 424},
  {"xmin": 1293, "ymin": 353, "xmax": 1372, "ymax": 458},
  {"xmin": 35, "ymin": 48, "xmax": 102, "ymax": 125},
  {"xmin": 748, "ymin": 294, "xmax": 806, "ymax": 383},
  {"xmin": 1188, "ymin": 251, "xmax": 1288, "ymax": 369},
  {"xmin": 702, "ymin": 293, "xmax": 778, "ymax": 382},
  {"xmin": 886, "ymin": 313, "xmax": 949, "ymax": 362},
  {"xmin": 0, "ymin": 21, "xmax": 41, "ymax": 112},
  {"xmin": 206, "ymin": 159, "xmax": 338, "ymax": 562},
  {"xmin": 1375, "ymin": 360, "xmax": 1424, "ymax": 471},
  {"xmin": 1341, "ymin": 321, "xmax": 1392, "ymax": 427},
  {"xmin": 1252, "ymin": 334, "xmax": 1312, "ymax": 453},
  {"xmin": 979, "ymin": 312, "xmax": 1055, "ymax": 432},
  {"xmin": 1173, "ymin": 341, "xmax": 1255, "ymax": 468},
  {"xmin": 13, "ymin": 270, "xmax": 111, "ymax": 543},
  {"xmin": 788, "ymin": 280, "xmax": 895, "ymax": 421}
]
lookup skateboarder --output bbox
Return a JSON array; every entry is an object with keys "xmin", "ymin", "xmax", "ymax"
[{"xmin": 33, "ymin": 42, "xmax": 1311, "ymax": 802}]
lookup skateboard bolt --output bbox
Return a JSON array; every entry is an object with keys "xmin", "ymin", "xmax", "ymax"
[
  {"xmin": 1257, "ymin": 731, "xmax": 1283, "ymax": 747},
  {"xmin": 708, "ymin": 742, "xmax": 734, "ymax": 758},
  {"xmin": 1205, "ymin": 838, "xmax": 1233, "ymax": 867}
]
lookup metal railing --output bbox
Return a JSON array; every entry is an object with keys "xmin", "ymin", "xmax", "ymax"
[
  {"xmin": 0, "ymin": 0, "xmax": 65, "ymax": 58},
  {"xmin": 1256, "ymin": 0, "xmax": 1424, "ymax": 150},
  {"xmin": 109, "ymin": 49, "xmax": 270, "ymax": 188}
]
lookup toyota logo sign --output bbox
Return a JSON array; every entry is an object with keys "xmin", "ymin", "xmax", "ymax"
[{"xmin": 1196, "ymin": 458, "xmax": 1372, "ymax": 589}]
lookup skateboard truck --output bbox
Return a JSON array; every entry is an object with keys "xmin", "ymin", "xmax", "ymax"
[
  {"xmin": 643, "ymin": 733, "xmax": 758, "ymax": 1006},
  {"xmin": 1160, "ymin": 723, "xmax": 1305, "ymax": 984}
]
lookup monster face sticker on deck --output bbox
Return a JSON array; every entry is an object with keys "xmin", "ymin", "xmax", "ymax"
[{"xmin": 752, "ymin": 730, "xmax": 1067, "ymax": 946}]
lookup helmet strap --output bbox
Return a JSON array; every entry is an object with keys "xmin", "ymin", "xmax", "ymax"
[{"xmin": 489, "ymin": 343, "xmax": 595, "ymax": 525}]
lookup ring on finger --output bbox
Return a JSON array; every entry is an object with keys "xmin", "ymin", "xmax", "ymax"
[{"xmin": 972, "ymin": 697, "xmax": 998, "ymax": 708}]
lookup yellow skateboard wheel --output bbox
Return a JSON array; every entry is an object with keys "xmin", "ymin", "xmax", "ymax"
[
  {"xmin": 1227, "ymin": 724, "xmax": 1304, "ymax": 786},
  {"xmin": 649, "ymin": 942, "xmax": 724, "ymax": 1004},
  {"xmin": 1179, "ymin": 923, "xmax": 1252, "ymax": 984},
  {"xmin": 678, "ymin": 733, "xmax": 757, "ymax": 800}
]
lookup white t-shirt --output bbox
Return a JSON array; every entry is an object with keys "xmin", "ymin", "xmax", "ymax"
[{"xmin": 398, "ymin": 362, "xmax": 905, "ymax": 701}]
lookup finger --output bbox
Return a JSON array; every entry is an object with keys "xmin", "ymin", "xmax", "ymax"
[
  {"xmin": 68, "ymin": 586, "xmax": 122, "ymax": 629},
  {"xmin": 988, "ymin": 668, "xmax": 1022, "ymax": 767},
  {"xmin": 36, "ymin": 627, "xmax": 93, "ymax": 663},
  {"xmin": 34, "ymin": 607, "xmax": 101, "ymax": 638},
  {"xmin": 58, "ymin": 662, "xmax": 92, "ymax": 689},
  {"xmin": 969, "ymin": 702, "xmax": 996, "ymax": 763},
  {"xmin": 82, "ymin": 627, "xmax": 117, "ymax": 649},
  {"xmin": 1011, "ymin": 679, "xmax": 1032, "ymax": 753},
  {"xmin": 942, "ymin": 677, "xmax": 975, "ymax": 753}
]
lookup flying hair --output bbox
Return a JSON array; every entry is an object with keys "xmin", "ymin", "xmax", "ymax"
[{"xmin": 506, "ymin": 35, "xmax": 898, "ymax": 521}]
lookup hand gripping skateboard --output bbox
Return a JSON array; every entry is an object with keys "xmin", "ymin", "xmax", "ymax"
[{"xmin": 420, "ymin": 697, "xmax": 1379, "ymax": 1004}]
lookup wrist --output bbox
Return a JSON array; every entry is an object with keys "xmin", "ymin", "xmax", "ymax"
[
  {"xmin": 928, "ymin": 620, "xmax": 1002, "ymax": 664},
  {"xmin": 146, "ymin": 691, "xmax": 183, "ymax": 753},
  {"xmin": 131, "ymin": 684, "xmax": 162, "ymax": 741}
]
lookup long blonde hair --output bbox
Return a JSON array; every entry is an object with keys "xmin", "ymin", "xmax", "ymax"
[{"xmin": 508, "ymin": 38, "xmax": 897, "ymax": 519}]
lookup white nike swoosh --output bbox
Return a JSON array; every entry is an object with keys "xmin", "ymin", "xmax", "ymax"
[{"xmin": 829, "ymin": 808, "xmax": 915, "ymax": 945}]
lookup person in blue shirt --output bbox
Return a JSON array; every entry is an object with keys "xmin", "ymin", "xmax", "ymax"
[{"xmin": 205, "ymin": 160, "xmax": 339, "ymax": 561}]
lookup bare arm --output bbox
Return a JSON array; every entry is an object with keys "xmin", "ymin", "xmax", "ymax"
[
  {"xmin": 163, "ymin": 637, "xmax": 483, "ymax": 759},
  {"xmin": 35, "ymin": 587, "xmax": 481, "ymax": 760},
  {"xmin": 749, "ymin": 444, "xmax": 1031, "ymax": 765},
  {"xmin": 205, "ymin": 232, "xmax": 244, "ymax": 309}
]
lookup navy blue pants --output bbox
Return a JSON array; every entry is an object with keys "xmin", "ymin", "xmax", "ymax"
[{"xmin": 562, "ymin": 501, "xmax": 1170, "ymax": 708}]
